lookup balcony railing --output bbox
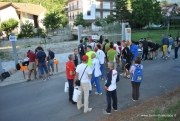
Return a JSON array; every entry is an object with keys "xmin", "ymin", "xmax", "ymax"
[{"xmin": 68, "ymin": 5, "xmax": 82, "ymax": 11}]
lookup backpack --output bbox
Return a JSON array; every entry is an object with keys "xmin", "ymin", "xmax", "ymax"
[
  {"xmin": 78, "ymin": 44, "xmax": 84, "ymax": 55},
  {"xmin": 133, "ymin": 65, "xmax": 143, "ymax": 82}
]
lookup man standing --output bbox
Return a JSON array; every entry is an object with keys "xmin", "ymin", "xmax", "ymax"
[
  {"xmin": 86, "ymin": 45, "xmax": 96, "ymax": 67},
  {"xmin": 74, "ymin": 48, "xmax": 79, "ymax": 67},
  {"xmin": 107, "ymin": 44, "xmax": 118, "ymax": 69},
  {"xmin": 35, "ymin": 44, "xmax": 44, "ymax": 77},
  {"xmin": 27, "ymin": 50, "xmax": 37, "ymax": 81},
  {"xmin": 89, "ymin": 38, "xmax": 96, "ymax": 51},
  {"xmin": 78, "ymin": 39, "xmax": 85, "ymax": 62},
  {"xmin": 66, "ymin": 54, "xmax": 76, "ymax": 104},
  {"xmin": 35, "ymin": 47, "xmax": 50, "ymax": 81},
  {"xmin": 74, "ymin": 55, "xmax": 92, "ymax": 114},
  {"xmin": 130, "ymin": 40, "xmax": 138, "ymax": 61},
  {"xmin": 140, "ymin": 38, "xmax": 148, "ymax": 61},
  {"xmin": 103, "ymin": 62, "xmax": 118, "ymax": 115},
  {"xmin": 96, "ymin": 44, "xmax": 106, "ymax": 80},
  {"xmin": 161, "ymin": 34, "xmax": 169, "ymax": 60},
  {"xmin": 90, "ymin": 53, "xmax": 102, "ymax": 95},
  {"xmin": 167, "ymin": 34, "xmax": 173, "ymax": 57},
  {"xmin": 47, "ymin": 48, "xmax": 55, "ymax": 75}
]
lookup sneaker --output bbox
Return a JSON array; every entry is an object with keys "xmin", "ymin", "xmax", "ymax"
[
  {"xmin": 78, "ymin": 104, "xmax": 84, "ymax": 110},
  {"xmin": 72, "ymin": 101, "xmax": 77, "ymax": 105},
  {"xmin": 95, "ymin": 92, "xmax": 102, "ymax": 95},
  {"xmin": 131, "ymin": 97, "xmax": 136, "ymax": 102},
  {"xmin": 27, "ymin": 79, "xmax": 31, "ymax": 82},
  {"xmin": 112, "ymin": 108, "xmax": 118, "ymax": 111},
  {"xmin": 126, "ymin": 75, "xmax": 131, "ymax": 79},
  {"xmin": 165, "ymin": 57, "xmax": 168, "ymax": 60},
  {"xmin": 167, "ymin": 55, "xmax": 170, "ymax": 57},
  {"xmin": 94, "ymin": 84, "xmax": 96, "ymax": 87},
  {"xmin": 47, "ymin": 76, "xmax": 50, "ymax": 80},
  {"xmin": 84, "ymin": 108, "xmax": 92, "ymax": 114},
  {"xmin": 42, "ymin": 78, "xmax": 46, "ymax": 81},
  {"xmin": 101, "ymin": 78, "xmax": 104, "ymax": 81},
  {"xmin": 174, "ymin": 58, "xmax": 178, "ymax": 61},
  {"xmin": 120, "ymin": 73, "xmax": 125, "ymax": 76},
  {"xmin": 103, "ymin": 109, "xmax": 111, "ymax": 115},
  {"xmin": 154, "ymin": 57, "xmax": 157, "ymax": 60}
]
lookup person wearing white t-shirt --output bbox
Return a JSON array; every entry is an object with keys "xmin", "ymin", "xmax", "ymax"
[
  {"xmin": 90, "ymin": 53, "xmax": 102, "ymax": 95},
  {"xmin": 89, "ymin": 38, "xmax": 96, "ymax": 51},
  {"xmin": 96, "ymin": 44, "xmax": 106, "ymax": 80},
  {"xmin": 74, "ymin": 55, "xmax": 93, "ymax": 114}
]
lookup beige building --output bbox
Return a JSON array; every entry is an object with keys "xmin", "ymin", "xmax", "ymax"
[
  {"xmin": 0, "ymin": 2, "xmax": 46, "ymax": 33},
  {"xmin": 67, "ymin": 0, "xmax": 116, "ymax": 26}
]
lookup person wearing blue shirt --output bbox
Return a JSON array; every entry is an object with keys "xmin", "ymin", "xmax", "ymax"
[
  {"xmin": 161, "ymin": 34, "xmax": 169, "ymax": 60},
  {"xmin": 167, "ymin": 34, "xmax": 173, "ymax": 57},
  {"xmin": 130, "ymin": 40, "xmax": 138, "ymax": 61},
  {"xmin": 47, "ymin": 48, "xmax": 55, "ymax": 75}
]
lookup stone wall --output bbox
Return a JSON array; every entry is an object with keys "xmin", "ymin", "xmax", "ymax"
[{"xmin": 0, "ymin": 35, "xmax": 73, "ymax": 47}]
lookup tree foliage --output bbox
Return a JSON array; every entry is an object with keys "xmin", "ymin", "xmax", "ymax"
[
  {"xmin": 129, "ymin": 0, "xmax": 163, "ymax": 28},
  {"xmin": 104, "ymin": 15, "xmax": 116, "ymax": 24},
  {"xmin": 73, "ymin": 13, "xmax": 91, "ymax": 27},
  {"xmin": 94, "ymin": 17, "xmax": 103, "ymax": 26},
  {"xmin": 42, "ymin": 12, "xmax": 66, "ymax": 33},
  {"xmin": 0, "ymin": 18, "xmax": 18, "ymax": 35},
  {"xmin": 20, "ymin": 20, "xmax": 34, "ymax": 37},
  {"xmin": 112, "ymin": 0, "xmax": 131, "ymax": 23},
  {"xmin": 160, "ymin": 0, "xmax": 169, "ymax": 6}
]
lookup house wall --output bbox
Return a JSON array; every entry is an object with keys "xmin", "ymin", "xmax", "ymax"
[
  {"xmin": 0, "ymin": 6, "xmax": 19, "ymax": 22},
  {"xmin": 22, "ymin": 13, "xmax": 34, "ymax": 25},
  {"xmin": 103, "ymin": 11, "xmax": 110, "ymax": 18},
  {"xmin": 103, "ymin": 2, "xmax": 110, "ymax": 9},
  {"xmin": 38, "ymin": 11, "xmax": 46, "ymax": 29}
]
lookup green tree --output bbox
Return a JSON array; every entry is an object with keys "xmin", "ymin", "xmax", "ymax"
[
  {"xmin": 104, "ymin": 15, "xmax": 116, "ymax": 24},
  {"xmin": 130, "ymin": 0, "xmax": 157, "ymax": 28},
  {"xmin": 94, "ymin": 17, "xmax": 104, "ymax": 26},
  {"xmin": 152, "ymin": 0, "xmax": 164, "ymax": 24},
  {"xmin": 73, "ymin": 13, "xmax": 91, "ymax": 27},
  {"xmin": 160, "ymin": 0, "xmax": 168, "ymax": 6},
  {"xmin": 112, "ymin": 0, "xmax": 131, "ymax": 23},
  {"xmin": 20, "ymin": 20, "xmax": 34, "ymax": 37},
  {"xmin": 42, "ymin": 12, "xmax": 64, "ymax": 34},
  {"xmin": 0, "ymin": 18, "xmax": 18, "ymax": 36}
]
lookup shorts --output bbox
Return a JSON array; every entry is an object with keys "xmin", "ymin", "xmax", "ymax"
[
  {"xmin": 150, "ymin": 48, "xmax": 156, "ymax": 52},
  {"xmin": 162, "ymin": 45, "xmax": 167, "ymax": 52},
  {"xmin": 48, "ymin": 59, "xmax": 54, "ymax": 69},
  {"xmin": 168, "ymin": 45, "xmax": 172, "ymax": 52},
  {"xmin": 125, "ymin": 63, "xmax": 131, "ymax": 71},
  {"xmin": 38, "ymin": 62, "xmax": 48, "ymax": 75},
  {"xmin": 28, "ymin": 62, "xmax": 36, "ymax": 70}
]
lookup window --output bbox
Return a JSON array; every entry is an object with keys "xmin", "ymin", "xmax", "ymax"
[{"xmin": 87, "ymin": 10, "xmax": 91, "ymax": 16}]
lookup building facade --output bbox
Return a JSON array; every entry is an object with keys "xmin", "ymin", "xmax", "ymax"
[{"xmin": 67, "ymin": 0, "xmax": 116, "ymax": 26}]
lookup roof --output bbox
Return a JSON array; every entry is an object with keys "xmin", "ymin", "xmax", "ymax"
[{"xmin": 0, "ymin": 2, "xmax": 46, "ymax": 16}]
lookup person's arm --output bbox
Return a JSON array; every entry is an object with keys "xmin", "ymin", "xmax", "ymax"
[
  {"xmin": 73, "ymin": 72, "xmax": 78, "ymax": 86},
  {"xmin": 87, "ymin": 66, "xmax": 92, "ymax": 79},
  {"xmin": 105, "ymin": 71, "xmax": 112, "ymax": 88},
  {"xmin": 69, "ymin": 65, "xmax": 76, "ymax": 76}
]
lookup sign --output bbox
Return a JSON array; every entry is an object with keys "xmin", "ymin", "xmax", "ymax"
[
  {"xmin": 9, "ymin": 35, "xmax": 17, "ymax": 41},
  {"xmin": 91, "ymin": 35, "xmax": 100, "ymax": 40},
  {"xmin": 125, "ymin": 28, "xmax": 131, "ymax": 42}
]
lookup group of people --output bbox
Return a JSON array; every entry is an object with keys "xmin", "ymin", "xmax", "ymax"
[
  {"xmin": 26, "ymin": 45, "xmax": 55, "ymax": 82},
  {"xmin": 66, "ymin": 37, "xmax": 144, "ymax": 115}
]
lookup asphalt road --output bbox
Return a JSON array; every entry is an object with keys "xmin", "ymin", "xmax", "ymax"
[{"xmin": 0, "ymin": 54, "xmax": 180, "ymax": 121}]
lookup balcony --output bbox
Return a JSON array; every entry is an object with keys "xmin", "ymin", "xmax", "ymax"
[{"xmin": 68, "ymin": 5, "xmax": 82, "ymax": 11}]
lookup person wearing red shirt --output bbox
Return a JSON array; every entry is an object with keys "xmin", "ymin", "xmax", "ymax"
[
  {"xmin": 27, "ymin": 50, "xmax": 37, "ymax": 81},
  {"xmin": 66, "ymin": 54, "xmax": 76, "ymax": 104}
]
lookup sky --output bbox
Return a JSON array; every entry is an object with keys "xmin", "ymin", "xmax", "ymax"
[{"xmin": 158, "ymin": 0, "xmax": 180, "ymax": 5}]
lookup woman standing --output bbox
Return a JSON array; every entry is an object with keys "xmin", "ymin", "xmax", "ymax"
[{"xmin": 174, "ymin": 37, "xmax": 180, "ymax": 60}]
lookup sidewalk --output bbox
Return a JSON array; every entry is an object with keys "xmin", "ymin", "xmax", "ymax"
[{"xmin": 0, "ymin": 52, "xmax": 72, "ymax": 86}]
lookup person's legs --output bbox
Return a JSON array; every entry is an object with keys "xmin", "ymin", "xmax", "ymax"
[
  {"xmin": 175, "ymin": 47, "xmax": 178, "ymax": 59},
  {"xmin": 131, "ymin": 81, "xmax": 136, "ymax": 100},
  {"xmin": 90, "ymin": 71, "xmax": 95, "ymax": 94},
  {"xmin": 106, "ymin": 90, "xmax": 112, "ymax": 113},
  {"xmin": 82, "ymin": 82, "xmax": 90, "ymax": 112},
  {"xmin": 68, "ymin": 79, "xmax": 74, "ymax": 101},
  {"xmin": 50, "ymin": 59, "xmax": 54, "ymax": 74},
  {"xmin": 100, "ymin": 64, "xmax": 104, "ymax": 79},
  {"xmin": 42, "ymin": 62, "xmax": 49, "ymax": 78},
  {"xmin": 112, "ymin": 89, "xmax": 117, "ymax": 110},
  {"xmin": 144, "ymin": 49, "xmax": 148, "ymax": 60},
  {"xmin": 77, "ymin": 85, "xmax": 83, "ymax": 109},
  {"xmin": 135, "ymin": 82, "xmax": 141, "ymax": 100},
  {"xmin": 28, "ymin": 70, "xmax": 32, "ymax": 80},
  {"xmin": 38, "ymin": 63, "xmax": 45, "ymax": 78},
  {"xmin": 95, "ymin": 77, "xmax": 102, "ymax": 94}
]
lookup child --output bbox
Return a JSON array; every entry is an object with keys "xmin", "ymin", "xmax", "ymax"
[{"xmin": 130, "ymin": 57, "xmax": 143, "ymax": 101}]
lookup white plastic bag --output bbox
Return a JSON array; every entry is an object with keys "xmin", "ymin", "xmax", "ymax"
[
  {"xmin": 73, "ymin": 87, "xmax": 81, "ymax": 102},
  {"xmin": 64, "ymin": 82, "xmax": 69, "ymax": 93}
]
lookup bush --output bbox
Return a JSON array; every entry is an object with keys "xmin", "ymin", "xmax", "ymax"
[
  {"xmin": 20, "ymin": 20, "xmax": 34, "ymax": 38},
  {"xmin": 37, "ymin": 28, "xmax": 44, "ymax": 37}
]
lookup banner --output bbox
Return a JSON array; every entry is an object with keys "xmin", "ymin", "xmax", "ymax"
[{"xmin": 125, "ymin": 28, "xmax": 131, "ymax": 42}]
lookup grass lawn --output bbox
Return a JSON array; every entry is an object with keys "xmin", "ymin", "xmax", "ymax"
[
  {"xmin": 152, "ymin": 100, "xmax": 180, "ymax": 121},
  {"xmin": 132, "ymin": 29, "xmax": 180, "ymax": 44}
]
